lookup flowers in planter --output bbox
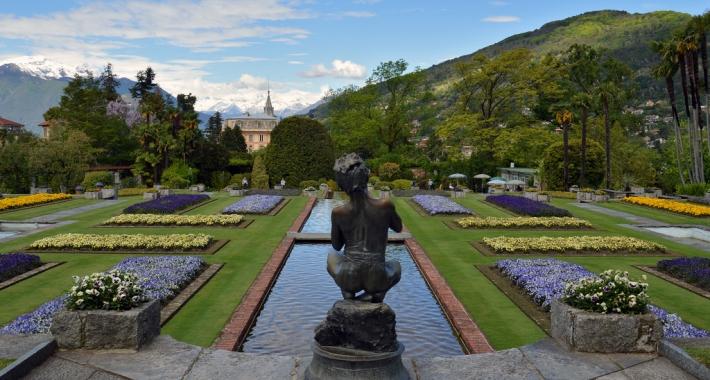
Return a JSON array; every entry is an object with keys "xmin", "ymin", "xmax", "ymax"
[
  {"xmin": 545, "ymin": 191, "xmax": 576, "ymax": 199},
  {"xmin": 0, "ymin": 256, "xmax": 206, "ymax": 334},
  {"xmin": 303, "ymin": 186, "xmax": 317, "ymax": 191},
  {"xmin": 412, "ymin": 195, "xmax": 473, "ymax": 215},
  {"xmin": 562, "ymin": 269, "xmax": 649, "ymax": 314},
  {"xmin": 455, "ymin": 216, "xmax": 592, "ymax": 229},
  {"xmin": 482, "ymin": 236, "xmax": 666, "ymax": 253},
  {"xmin": 495, "ymin": 258, "xmax": 709, "ymax": 338},
  {"xmin": 118, "ymin": 188, "xmax": 151, "ymax": 196},
  {"xmin": 581, "ymin": 188, "xmax": 594, "ymax": 193},
  {"xmin": 29, "ymin": 233, "xmax": 213, "ymax": 251},
  {"xmin": 101, "ymin": 214, "xmax": 244, "ymax": 226},
  {"xmin": 380, "ymin": 186, "xmax": 391, "ymax": 191},
  {"xmin": 622, "ymin": 196, "xmax": 710, "ymax": 217},
  {"xmin": 66, "ymin": 270, "xmax": 145, "ymax": 311},
  {"xmin": 75, "ymin": 185, "xmax": 84, "ymax": 191},
  {"xmin": 0, "ymin": 193, "xmax": 73, "ymax": 212},
  {"xmin": 594, "ymin": 190, "xmax": 606, "ymax": 196},
  {"xmin": 123, "ymin": 194, "xmax": 209, "ymax": 214},
  {"xmin": 525, "ymin": 188, "xmax": 538, "ymax": 192},
  {"xmin": 657, "ymin": 257, "xmax": 710, "ymax": 290},
  {"xmin": 222, "ymin": 194, "xmax": 284, "ymax": 214},
  {"xmin": 486, "ymin": 194, "xmax": 571, "ymax": 217},
  {"xmin": 0, "ymin": 253, "xmax": 42, "ymax": 282},
  {"xmin": 95, "ymin": 182, "xmax": 104, "ymax": 188}
]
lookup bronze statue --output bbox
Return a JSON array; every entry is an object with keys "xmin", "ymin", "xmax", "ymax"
[{"xmin": 327, "ymin": 153, "xmax": 402, "ymax": 303}]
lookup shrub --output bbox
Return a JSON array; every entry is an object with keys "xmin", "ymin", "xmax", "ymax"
[
  {"xmin": 251, "ymin": 156, "xmax": 269, "ymax": 189},
  {"xmin": 676, "ymin": 182, "xmax": 710, "ymax": 197},
  {"xmin": 211, "ymin": 171, "xmax": 232, "ymax": 190},
  {"xmin": 368, "ymin": 176, "xmax": 380, "ymax": 185},
  {"xmin": 264, "ymin": 116, "xmax": 335, "ymax": 188},
  {"xmin": 542, "ymin": 139, "xmax": 605, "ymax": 190},
  {"xmin": 374, "ymin": 181, "xmax": 393, "ymax": 190},
  {"xmin": 81, "ymin": 172, "xmax": 114, "ymax": 189},
  {"xmin": 392, "ymin": 179, "xmax": 411, "ymax": 190},
  {"xmin": 300, "ymin": 180, "xmax": 320, "ymax": 189},
  {"xmin": 120, "ymin": 177, "xmax": 138, "ymax": 189},
  {"xmin": 164, "ymin": 177, "xmax": 189, "ymax": 189},
  {"xmin": 327, "ymin": 179, "xmax": 339, "ymax": 192},
  {"xmin": 378, "ymin": 162, "xmax": 401, "ymax": 182}
]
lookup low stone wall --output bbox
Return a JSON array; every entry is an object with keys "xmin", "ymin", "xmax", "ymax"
[
  {"xmin": 550, "ymin": 299, "xmax": 662, "ymax": 353},
  {"xmin": 51, "ymin": 299, "xmax": 160, "ymax": 350}
]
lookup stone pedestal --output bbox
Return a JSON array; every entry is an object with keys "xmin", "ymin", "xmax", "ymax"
[
  {"xmin": 51, "ymin": 299, "xmax": 160, "ymax": 350},
  {"xmin": 85, "ymin": 191, "xmax": 102, "ymax": 200},
  {"xmin": 144, "ymin": 192, "xmax": 158, "ymax": 199},
  {"xmin": 229, "ymin": 189, "xmax": 244, "ymax": 197},
  {"xmin": 306, "ymin": 342, "xmax": 410, "ymax": 380}
]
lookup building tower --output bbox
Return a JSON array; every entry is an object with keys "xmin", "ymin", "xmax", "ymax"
[{"xmin": 264, "ymin": 90, "xmax": 275, "ymax": 117}]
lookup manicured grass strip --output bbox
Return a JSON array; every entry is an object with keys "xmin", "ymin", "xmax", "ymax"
[
  {"xmin": 0, "ymin": 262, "xmax": 64, "ymax": 290},
  {"xmin": 684, "ymin": 347, "xmax": 710, "ymax": 368},
  {"xmin": 175, "ymin": 198, "xmax": 217, "ymax": 214},
  {"xmin": 0, "ymin": 358, "xmax": 15, "ymax": 370},
  {"xmin": 161, "ymin": 263, "xmax": 224, "ymax": 326},
  {"xmin": 470, "ymin": 241, "xmax": 673, "ymax": 257},
  {"xmin": 480, "ymin": 200, "xmax": 521, "ymax": 216},
  {"xmin": 475, "ymin": 265, "xmax": 551, "ymax": 335},
  {"xmin": 592, "ymin": 201, "xmax": 707, "ymax": 225},
  {"xmin": 23, "ymin": 239, "xmax": 229, "ymax": 255},
  {"xmin": 635, "ymin": 266, "xmax": 710, "ymax": 301},
  {"xmin": 405, "ymin": 199, "xmax": 477, "ymax": 218}
]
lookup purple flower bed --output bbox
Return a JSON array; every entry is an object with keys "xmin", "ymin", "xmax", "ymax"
[
  {"xmin": 0, "ymin": 253, "xmax": 41, "ymax": 282},
  {"xmin": 495, "ymin": 258, "xmax": 709, "ymax": 338},
  {"xmin": 0, "ymin": 255, "xmax": 206, "ymax": 334},
  {"xmin": 412, "ymin": 195, "xmax": 473, "ymax": 215},
  {"xmin": 657, "ymin": 257, "xmax": 710, "ymax": 290},
  {"xmin": 123, "ymin": 194, "xmax": 209, "ymax": 214},
  {"xmin": 221, "ymin": 194, "xmax": 284, "ymax": 214},
  {"xmin": 486, "ymin": 194, "xmax": 571, "ymax": 217}
]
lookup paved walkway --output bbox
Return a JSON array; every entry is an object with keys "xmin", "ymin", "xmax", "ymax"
[
  {"xmin": 25, "ymin": 199, "xmax": 125, "ymax": 222},
  {"xmin": 570, "ymin": 202, "xmax": 668, "ymax": 225},
  {"xmin": 5, "ymin": 334, "xmax": 698, "ymax": 380}
]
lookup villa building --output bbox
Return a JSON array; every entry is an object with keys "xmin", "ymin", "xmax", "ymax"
[
  {"xmin": 221, "ymin": 92, "xmax": 278, "ymax": 153},
  {"xmin": 0, "ymin": 117, "xmax": 24, "ymax": 139}
]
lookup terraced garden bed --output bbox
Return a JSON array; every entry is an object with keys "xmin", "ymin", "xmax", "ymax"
[
  {"xmin": 24, "ymin": 233, "xmax": 228, "ymax": 255},
  {"xmin": 123, "ymin": 194, "xmax": 213, "ymax": 214},
  {"xmin": 97, "ymin": 214, "xmax": 252, "ymax": 229},
  {"xmin": 471, "ymin": 236, "xmax": 671, "ymax": 257},
  {"xmin": 447, "ymin": 216, "xmax": 594, "ymax": 230},
  {"xmin": 408, "ymin": 195, "xmax": 473, "ymax": 216},
  {"xmin": 221, "ymin": 195, "xmax": 288, "ymax": 215}
]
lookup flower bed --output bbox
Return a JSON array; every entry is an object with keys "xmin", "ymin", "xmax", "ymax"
[
  {"xmin": 123, "ymin": 194, "xmax": 210, "ymax": 214},
  {"xmin": 622, "ymin": 196, "xmax": 710, "ymax": 217},
  {"xmin": 454, "ymin": 216, "xmax": 592, "ymax": 229},
  {"xmin": 29, "ymin": 233, "xmax": 213, "ymax": 251},
  {"xmin": 101, "ymin": 214, "xmax": 244, "ymax": 227},
  {"xmin": 486, "ymin": 194, "xmax": 571, "ymax": 217},
  {"xmin": 545, "ymin": 191, "xmax": 577, "ymax": 199},
  {"xmin": 412, "ymin": 195, "xmax": 473, "ymax": 215},
  {"xmin": 0, "ymin": 193, "xmax": 72, "ymax": 212},
  {"xmin": 657, "ymin": 257, "xmax": 710, "ymax": 290},
  {"xmin": 0, "ymin": 253, "xmax": 42, "ymax": 282},
  {"xmin": 482, "ymin": 236, "xmax": 666, "ymax": 254},
  {"xmin": 0, "ymin": 256, "xmax": 206, "ymax": 334},
  {"xmin": 222, "ymin": 194, "xmax": 284, "ymax": 214},
  {"xmin": 495, "ymin": 258, "xmax": 709, "ymax": 338},
  {"xmin": 118, "ymin": 188, "xmax": 151, "ymax": 197}
]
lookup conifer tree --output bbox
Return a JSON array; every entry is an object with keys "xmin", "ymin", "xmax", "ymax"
[{"xmin": 251, "ymin": 155, "xmax": 269, "ymax": 189}]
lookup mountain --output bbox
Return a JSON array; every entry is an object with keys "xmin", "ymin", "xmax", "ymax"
[
  {"xmin": 0, "ymin": 55, "xmax": 320, "ymax": 135},
  {"xmin": 310, "ymin": 10, "xmax": 693, "ymax": 122}
]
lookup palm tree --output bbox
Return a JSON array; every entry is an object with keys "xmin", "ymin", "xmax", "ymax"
[
  {"xmin": 571, "ymin": 93, "xmax": 593, "ymax": 188},
  {"xmin": 650, "ymin": 39, "xmax": 688, "ymax": 185},
  {"xmin": 555, "ymin": 110, "xmax": 573, "ymax": 191},
  {"xmin": 595, "ymin": 82, "xmax": 621, "ymax": 189}
]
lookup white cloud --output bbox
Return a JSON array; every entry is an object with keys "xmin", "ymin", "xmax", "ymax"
[
  {"xmin": 289, "ymin": 61, "xmax": 304, "ymax": 64},
  {"xmin": 298, "ymin": 59, "xmax": 367, "ymax": 79},
  {"xmin": 337, "ymin": 11, "xmax": 376, "ymax": 18},
  {"xmin": 482, "ymin": 15, "xmax": 520, "ymax": 22}
]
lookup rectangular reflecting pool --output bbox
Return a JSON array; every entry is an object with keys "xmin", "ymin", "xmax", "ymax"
[{"xmin": 240, "ymin": 243, "xmax": 466, "ymax": 357}]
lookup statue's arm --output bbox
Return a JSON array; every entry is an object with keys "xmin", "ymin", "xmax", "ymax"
[
  {"xmin": 331, "ymin": 221, "xmax": 345, "ymax": 250},
  {"xmin": 388, "ymin": 201, "xmax": 403, "ymax": 233}
]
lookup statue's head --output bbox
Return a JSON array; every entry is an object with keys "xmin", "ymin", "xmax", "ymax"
[{"xmin": 334, "ymin": 153, "xmax": 370, "ymax": 195}]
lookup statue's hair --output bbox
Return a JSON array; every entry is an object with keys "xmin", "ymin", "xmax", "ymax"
[{"xmin": 334, "ymin": 153, "xmax": 370, "ymax": 195}]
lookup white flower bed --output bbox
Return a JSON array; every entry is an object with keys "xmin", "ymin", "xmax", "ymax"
[
  {"xmin": 482, "ymin": 236, "xmax": 666, "ymax": 253},
  {"xmin": 455, "ymin": 216, "xmax": 591, "ymax": 229},
  {"xmin": 102, "ymin": 214, "xmax": 244, "ymax": 226},
  {"xmin": 29, "ymin": 233, "xmax": 213, "ymax": 251}
]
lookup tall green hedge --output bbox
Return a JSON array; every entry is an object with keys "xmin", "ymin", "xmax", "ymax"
[
  {"xmin": 542, "ymin": 139, "xmax": 605, "ymax": 191},
  {"xmin": 264, "ymin": 116, "xmax": 335, "ymax": 188}
]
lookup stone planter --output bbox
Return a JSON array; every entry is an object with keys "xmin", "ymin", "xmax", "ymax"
[
  {"xmin": 644, "ymin": 192, "xmax": 657, "ymax": 198},
  {"xmin": 594, "ymin": 195, "xmax": 608, "ymax": 203},
  {"xmin": 189, "ymin": 186, "xmax": 198, "ymax": 192},
  {"xmin": 158, "ymin": 189, "xmax": 173, "ymax": 197},
  {"xmin": 490, "ymin": 188, "xmax": 503, "ymax": 195},
  {"xmin": 631, "ymin": 186, "xmax": 645, "ymax": 195},
  {"xmin": 537, "ymin": 194, "xmax": 551, "ymax": 202},
  {"xmin": 189, "ymin": 185, "xmax": 205, "ymax": 192},
  {"xmin": 85, "ymin": 191, "xmax": 102, "ymax": 200},
  {"xmin": 101, "ymin": 188, "xmax": 116, "ymax": 200},
  {"xmin": 577, "ymin": 192, "xmax": 593, "ymax": 202},
  {"xmin": 229, "ymin": 189, "xmax": 244, "ymax": 197},
  {"xmin": 143, "ymin": 192, "xmax": 158, "ymax": 200},
  {"xmin": 303, "ymin": 190, "xmax": 318, "ymax": 197},
  {"xmin": 410, "ymin": 186, "xmax": 419, "ymax": 191},
  {"xmin": 38, "ymin": 188, "xmax": 53, "ymax": 194},
  {"xmin": 320, "ymin": 184, "xmax": 330, "ymax": 192},
  {"xmin": 550, "ymin": 299, "xmax": 662, "ymax": 353},
  {"xmin": 450, "ymin": 190, "xmax": 465, "ymax": 199},
  {"xmin": 379, "ymin": 190, "xmax": 392, "ymax": 199},
  {"xmin": 524, "ymin": 192, "xmax": 538, "ymax": 201},
  {"xmin": 653, "ymin": 189, "xmax": 662, "ymax": 197},
  {"xmin": 75, "ymin": 190, "xmax": 84, "ymax": 195},
  {"xmin": 50, "ymin": 299, "xmax": 161, "ymax": 350}
]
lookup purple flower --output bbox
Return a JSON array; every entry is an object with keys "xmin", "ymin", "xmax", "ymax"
[
  {"xmin": 0, "ymin": 253, "xmax": 41, "ymax": 282},
  {"xmin": 222, "ymin": 195, "xmax": 284, "ymax": 214},
  {"xmin": 486, "ymin": 194, "xmax": 571, "ymax": 217},
  {"xmin": 123, "ymin": 194, "xmax": 209, "ymax": 214},
  {"xmin": 412, "ymin": 195, "xmax": 473, "ymax": 215}
]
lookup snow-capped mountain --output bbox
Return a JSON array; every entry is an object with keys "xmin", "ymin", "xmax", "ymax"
[
  {"xmin": 0, "ymin": 56, "xmax": 97, "ymax": 80},
  {"xmin": 196, "ymin": 93, "xmax": 323, "ymax": 119}
]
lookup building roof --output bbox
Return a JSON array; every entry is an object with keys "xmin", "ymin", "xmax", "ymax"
[
  {"xmin": 38, "ymin": 120, "xmax": 51, "ymax": 126},
  {"xmin": 0, "ymin": 117, "xmax": 24, "ymax": 127},
  {"xmin": 226, "ymin": 112, "xmax": 277, "ymax": 121},
  {"xmin": 496, "ymin": 167, "xmax": 538, "ymax": 174}
]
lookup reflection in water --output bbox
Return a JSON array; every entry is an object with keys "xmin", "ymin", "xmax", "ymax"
[
  {"xmin": 300, "ymin": 198, "xmax": 396, "ymax": 234},
  {"xmin": 240, "ymin": 244, "xmax": 465, "ymax": 357},
  {"xmin": 0, "ymin": 232, "xmax": 17, "ymax": 239}
]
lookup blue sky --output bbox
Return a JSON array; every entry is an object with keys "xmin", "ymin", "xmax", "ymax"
[{"xmin": 0, "ymin": 0, "xmax": 707, "ymax": 108}]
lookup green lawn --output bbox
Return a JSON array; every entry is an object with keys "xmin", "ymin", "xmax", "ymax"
[
  {"xmin": 0, "ymin": 358, "xmax": 15, "ymax": 371},
  {"xmin": 1, "ymin": 192, "xmax": 709, "ymax": 351}
]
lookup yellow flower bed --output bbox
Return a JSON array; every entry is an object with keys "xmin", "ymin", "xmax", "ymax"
[
  {"xmin": 0, "ymin": 193, "xmax": 72, "ymax": 212},
  {"xmin": 102, "ymin": 214, "xmax": 244, "ymax": 226},
  {"xmin": 455, "ymin": 217, "xmax": 592, "ymax": 229},
  {"xmin": 29, "ymin": 233, "xmax": 213, "ymax": 250},
  {"xmin": 482, "ymin": 236, "xmax": 666, "ymax": 253},
  {"xmin": 622, "ymin": 196, "xmax": 710, "ymax": 217},
  {"xmin": 118, "ymin": 188, "xmax": 151, "ymax": 196},
  {"xmin": 545, "ymin": 191, "xmax": 577, "ymax": 199}
]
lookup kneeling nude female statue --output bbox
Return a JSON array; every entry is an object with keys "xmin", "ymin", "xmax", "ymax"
[{"xmin": 327, "ymin": 153, "xmax": 402, "ymax": 303}]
